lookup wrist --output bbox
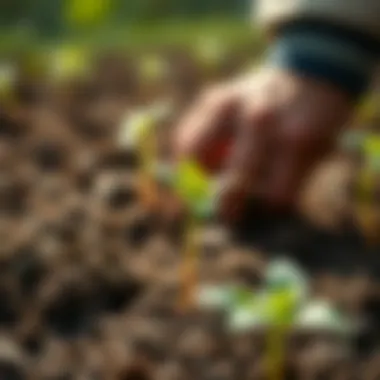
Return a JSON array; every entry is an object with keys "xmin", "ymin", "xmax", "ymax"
[{"xmin": 266, "ymin": 21, "xmax": 379, "ymax": 100}]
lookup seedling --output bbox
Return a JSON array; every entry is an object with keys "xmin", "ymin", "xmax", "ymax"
[
  {"xmin": 119, "ymin": 105, "xmax": 218, "ymax": 311},
  {"xmin": 264, "ymin": 259, "xmax": 308, "ymax": 380},
  {"xmin": 226, "ymin": 259, "xmax": 308, "ymax": 380},
  {"xmin": 295, "ymin": 300, "xmax": 354, "ymax": 337},
  {"xmin": 138, "ymin": 115, "xmax": 160, "ymax": 210},
  {"xmin": 121, "ymin": 106, "xmax": 311, "ymax": 378},
  {"xmin": 118, "ymin": 107, "xmax": 161, "ymax": 210},
  {"xmin": 163, "ymin": 159, "xmax": 219, "ymax": 311}
]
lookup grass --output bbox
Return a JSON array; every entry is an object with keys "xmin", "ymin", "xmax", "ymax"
[{"xmin": 0, "ymin": 17, "xmax": 260, "ymax": 55}]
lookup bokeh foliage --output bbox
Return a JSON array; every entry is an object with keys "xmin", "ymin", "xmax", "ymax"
[
  {"xmin": 0, "ymin": 0, "xmax": 253, "ymax": 53},
  {"xmin": 0, "ymin": 0, "xmax": 249, "ymax": 36}
]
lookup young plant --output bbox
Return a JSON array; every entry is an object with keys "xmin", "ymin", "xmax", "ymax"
[{"xmin": 165, "ymin": 159, "xmax": 218, "ymax": 311}]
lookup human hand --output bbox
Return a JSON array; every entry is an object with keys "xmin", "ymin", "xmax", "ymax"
[{"xmin": 173, "ymin": 67, "xmax": 354, "ymax": 220}]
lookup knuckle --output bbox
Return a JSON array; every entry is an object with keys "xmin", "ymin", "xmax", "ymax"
[
  {"xmin": 283, "ymin": 124, "xmax": 319, "ymax": 151},
  {"xmin": 244, "ymin": 106, "xmax": 273, "ymax": 134},
  {"xmin": 198, "ymin": 84, "xmax": 234, "ymax": 111}
]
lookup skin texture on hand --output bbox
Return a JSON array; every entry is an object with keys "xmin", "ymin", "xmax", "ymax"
[
  {"xmin": 297, "ymin": 154, "xmax": 355, "ymax": 230},
  {"xmin": 173, "ymin": 67, "xmax": 355, "ymax": 220}
]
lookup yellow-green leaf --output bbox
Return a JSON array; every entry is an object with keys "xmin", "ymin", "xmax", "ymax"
[{"xmin": 174, "ymin": 160, "xmax": 212, "ymax": 205}]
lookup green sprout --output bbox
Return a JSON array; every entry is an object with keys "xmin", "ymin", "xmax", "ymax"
[
  {"xmin": 211, "ymin": 258, "xmax": 308, "ymax": 334},
  {"xmin": 222, "ymin": 259, "xmax": 308, "ymax": 380},
  {"xmin": 168, "ymin": 160, "xmax": 218, "ymax": 310},
  {"xmin": 170, "ymin": 160, "xmax": 218, "ymax": 220},
  {"xmin": 263, "ymin": 261, "xmax": 306, "ymax": 380},
  {"xmin": 119, "ymin": 104, "xmax": 218, "ymax": 310},
  {"xmin": 295, "ymin": 300, "xmax": 354, "ymax": 337}
]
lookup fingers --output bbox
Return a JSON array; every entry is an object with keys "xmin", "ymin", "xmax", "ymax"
[
  {"xmin": 217, "ymin": 106, "xmax": 276, "ymax": 220},
  {"xmin": 231, "ymin": 107, "xmax": 274, "ymax": 183},
  {"xmin": 264, "ymin": 141, "xmax": 308, "ymax": 207},
  {"xmin": 172, "ymin": 72, "xmax": 353, "ymax": 219},
  {"xmin": 264, "ymin": 118, "xmax": 337, "ymax": 207},
  {"xmin": 172, "ymin": 84, "xmax": 239, "ymax": 171}
]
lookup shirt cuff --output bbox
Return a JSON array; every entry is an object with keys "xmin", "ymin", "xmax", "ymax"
[{"xmin": 266, "ymin": 21, "xmax": 379, "ymax": 99}]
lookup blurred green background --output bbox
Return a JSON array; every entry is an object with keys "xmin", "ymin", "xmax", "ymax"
[{"xmin": 0, "ymin": 0, "xmax": 255, "ymax": 51}]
